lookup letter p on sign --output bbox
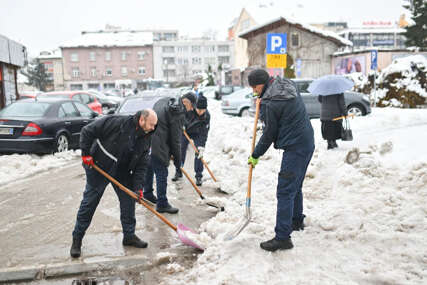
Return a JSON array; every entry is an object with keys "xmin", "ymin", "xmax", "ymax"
[
  {"xmin": 271, "ymin": 36, "xmax": 282, "ymax": 52},
  {"xmin": 266, "ymin": 33, "xmax": 287, "ymax": 54}
]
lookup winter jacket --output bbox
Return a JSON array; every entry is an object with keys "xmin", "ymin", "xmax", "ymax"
[
  {"xmin": 151, "ymin": 96, "xmax": 185, "ymax": 167},
  {"xmin": 318, "ymin": 94, "xmax": 347, "ymax": 121},
  {"xmin": 252, "ymin": 77, "xmax": 315, "ymax": 158},
  {"xmin": 184, "ymin": 109, "xmax": 210, "ymax": 147},
  {"xmin": 80, "ymin": 113, "xmax": 154, "ymax": 191}
]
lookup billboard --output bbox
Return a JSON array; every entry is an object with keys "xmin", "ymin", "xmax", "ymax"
[{"xmin": 334, "ymin": 55, "xmax": 366, "ymax": 75}]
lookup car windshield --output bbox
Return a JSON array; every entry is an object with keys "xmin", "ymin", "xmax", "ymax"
[
  {"xmin": 118, "ymin": 97, "xmax": 161, "ymax": 114},
  {"xmin": 0, "ymin": 102, "xmax": 51, "ymax": 117}
]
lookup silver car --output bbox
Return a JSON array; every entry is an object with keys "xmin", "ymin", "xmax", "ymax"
[{"xmin": 221, "ymin": 88, "xmax": 253, "ymax": 117}]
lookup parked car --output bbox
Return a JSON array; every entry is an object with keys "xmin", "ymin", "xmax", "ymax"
[
  {"xmin": 18, "ymin": 91, "xmax": 43, "ymax": 100},
  {"xmin": 0, "ymin": 98, "xmax": 98, "ymax": 154},
  {"xmin": 249, "ymin": 79, "xmax": 371, "ymax": 118},
  {"xmin": 38, "ymin": 91, "xmax": 103, "ymax": 114},
  {"xmin": 215, "ymin": 85, "xmax": 243, "ymax": 100},
  {"xmin": 221, "ymin": 88, "xmax": 253, "ymax": 117},
  {"xmin": 86, "ymin": 90, "xmax": 119, "ymax": 114},
  {"xmin": 114, "ymin": 93, "xmax": 174, "ymax": 115}
]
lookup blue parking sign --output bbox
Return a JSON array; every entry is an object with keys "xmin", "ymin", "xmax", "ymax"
[
  {"xmin": 266, "ymin": 33, "xmax": 287, "ymax": 54},
  {"xmin": 371, "ymin": 50, "xmax": 378, "ymax": 70}
]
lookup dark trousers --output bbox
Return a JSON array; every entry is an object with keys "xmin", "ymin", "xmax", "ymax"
[
  {"xmin": 144, "ymin": 155, "xmax": 169, "ymax": 208},
  {"xmin": 275, "ymin": 145, "xmax": 314, "ymax": 240},
  {"xmin": 179, "ymin": 134, "xmax": 204, "ymax": 179},
  {"xmin": 72, "ymin": 166, "xmax": 136, "ymax": 239}
]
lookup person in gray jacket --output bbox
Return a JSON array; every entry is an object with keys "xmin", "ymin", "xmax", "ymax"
[{"xmin": 318, "ymin": 94, "xmax": 347, "ymax": 149}]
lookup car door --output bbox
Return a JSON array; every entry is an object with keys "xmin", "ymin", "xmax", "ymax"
[
  {"xmin": 295, "ymin": 80, "xmax": 319, "ymax": 118},
  {"xmin": 72, "ymin": 101, "xmax": 96, "ymax": 132},
  {"xmin": 58, "ymin": 102, "xmax": 82, "ymax": 147}
]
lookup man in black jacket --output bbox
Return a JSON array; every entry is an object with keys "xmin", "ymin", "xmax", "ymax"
[
  {"xmin": 143, "ymin": 96, "xmax": 185, "ymax": 214},
  {"xmin": 247, "ymin": 69, "xmax": 315, "ymax": 252},
  {"xmin": 70, "ymin": 109, "xmax": 158, "ymax": 258}
]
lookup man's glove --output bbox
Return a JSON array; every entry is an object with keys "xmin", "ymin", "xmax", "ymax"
[
  {"xmin": 253, "ymin": 92, "xmax": 259, "ymax": 97},
  {"xmin": 82, "ymin": 155, "xmax": 94, "ymax": 166},
  {"xmin": 247, "ymin": 156, "xmax": 259, "ymax": 167},
  {"xmin": 197, "ymin": 147, "xmax": 205, "ymax": 159}
]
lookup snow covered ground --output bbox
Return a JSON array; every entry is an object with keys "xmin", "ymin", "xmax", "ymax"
[
  {"xmin": 0, "ymin": 98, "xmax": 426, "ymax": 284},
  {"xmin": 164, "ymin": 99, "xmax": 427, "ymax": 285}
]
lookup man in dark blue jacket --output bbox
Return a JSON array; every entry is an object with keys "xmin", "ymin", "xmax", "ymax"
[
  {"xmin": 70, "ymin": 109, "xmax": 158, "ymax": 258},
  {"xmin": 247, "ymin": 69, "xmax": 315, "ymax": 252}
]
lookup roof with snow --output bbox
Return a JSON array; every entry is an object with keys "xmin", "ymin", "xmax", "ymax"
[
  {"xmin": 60, "ymin": 30, "xmax": 153, "ymax": 48},
  {"xmin": 37, "ymin": 49, "xmax": 62, "ymax": 59},
  {"xmin": 238, "ymin": 4, "xmax": 352, "ymax": 47}
]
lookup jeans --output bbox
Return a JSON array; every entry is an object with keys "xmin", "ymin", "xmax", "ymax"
[
  {"xmin": 72, "ymin": 166, "xmax": 136, "ymax": 239},
  {"xmin": 180, "ymin": 134, "xmax": 204, "ymax": 179},
  {"xmin": 144, "ymin": 155, "xmax": 169, "ymax": 208},
  {"xmin": 274, "ymin": 145, "xmax": 314, "ymax": 240}
]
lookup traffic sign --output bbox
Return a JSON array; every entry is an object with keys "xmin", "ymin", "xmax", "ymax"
[
  {"xmin": 266, "ymin": 33, "xmax": 287, "ymax": 54},
  {"xmin": 266, "ymin": 54, "xmax": 287, "ymax": 68},
  {"xmin": 371, "ymin": 50, "xmax": 378, "ymax": 70}
]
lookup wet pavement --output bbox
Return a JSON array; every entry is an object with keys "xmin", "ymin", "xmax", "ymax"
[{"xmin": 0, "ymin": 151, "xmax": 225, "ymax": 284}]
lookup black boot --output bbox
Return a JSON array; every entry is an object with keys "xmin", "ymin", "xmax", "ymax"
[
  {"xmin": 171, "ymin": 171, "xmax": 183, "ymax": 182},
  {"xmin": 260, "ymin": 238, "xmax": 293, "ymax": 252},
  {"xmin": 157, "ymin": 203, "xmax": 179, "ymax": 214},
  {"xmin": 332, "ymin": 140, "xmax": 338, "ymax": 148},
  {"xmin": 327, "ymin": 140, "xmax": 334, "ymax": 150},
  {"xmin": 70, "ymin": 237, "xmax": 82, "ymax": 258},
  {"xmin": 292, "ymin": 215, "xmax": 306, "ymax": 231},
  {"xmin": 123, "ymin": 234, "xmax": 148, "ymax": 248},
  {"xmin": 196, "ymin": 177, "xmax": 202, "ymax": 186},
  {"xmin": 143, "ymin": 192, "xmax": 157, "ymax": 204}
]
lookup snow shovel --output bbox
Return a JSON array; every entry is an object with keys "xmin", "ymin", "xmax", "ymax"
[
  {"xmin": 182, "ymin": 128, "xmax": 221, "ymax": 188},
  {"xmin": 91, "ymin": 163, "xmax": 205, "ymax": 251},
  {"xmin": 345, "ymin": 148, "xmax": 372, "ymax": 164},
  {"xmin": 332, "ymin": 114, "xmax": 355, "ymax": 121},
  {"xmin": 224, "ymin": 97, "xmax": 261, "ymax": 241},
  {"xmin": 180, "ymin": 167, "xmax": 224, "ymax": 211}
]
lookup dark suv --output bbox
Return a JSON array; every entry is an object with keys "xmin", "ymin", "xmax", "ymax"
[{"xmin": 215, "ymin": 85, "xmax": 243, "ymax": 100}]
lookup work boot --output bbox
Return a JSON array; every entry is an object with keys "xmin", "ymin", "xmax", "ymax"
[
  {"xmin": 332, "ymin": 140, "xmax": 338, "ymax": 148},
  {"xmin": 157, "ymin": 203, "xmax": 179, "ymax": 214},
  {"xmin": 260, "ymin": 238, "xmax": 293, "ymax": 252},
  {"xmin": 292, "ymin": 214, "xmax": 306, "ymax": 231},
  {"xmin": 70, "ymin": 237, "xmax": 82, "ymax": 258},
  {"xmin": 327, "ymin": 140, "xmax": 334, "ymax": 150},
  {"xmin": 122, "ymin": 234, "xmax": 148, "ymax": 248},
  {"xmin": 196, "ymin": 177, "xmax": 203, "ymax": 186},
  {"xmin": 143, "ymin": 192, "xmax": 157, "ymax": 204},
  {"xmin": 171, "ymin": 171, "xmax": 183, "ymax": 182}
]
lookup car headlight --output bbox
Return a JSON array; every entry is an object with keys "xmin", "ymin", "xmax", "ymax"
[{"xmin": 362, "ymin": 95, "xmax": 370, "ymax": 102}]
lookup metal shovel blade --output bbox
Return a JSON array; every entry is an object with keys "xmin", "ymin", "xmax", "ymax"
[
  {"xmin": 223, "ymin": 199, "xmax": 251, "ymax": 241},
  {"xmin": 177, "ymin": 223, "xmax": 205, "ymax": 251}
]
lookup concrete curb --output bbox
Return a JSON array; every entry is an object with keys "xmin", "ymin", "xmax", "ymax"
[{"xmin": 0, "ymin": 255, "xmax": 151, "ymax": 283}]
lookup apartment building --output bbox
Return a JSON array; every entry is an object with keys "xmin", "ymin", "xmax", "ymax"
[{"xmin": 37, "ymin": 49, "xmax": 64, "ymax": 91}]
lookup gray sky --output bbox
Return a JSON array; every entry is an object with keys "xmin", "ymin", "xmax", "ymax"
[{"xmin": 0, "ymin": 0, "xmax": 407, "ymax": 56}]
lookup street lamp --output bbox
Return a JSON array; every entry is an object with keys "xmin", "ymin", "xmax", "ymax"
[{"xmin": 164, "ymin": 59, "xmax": 168, "ymax": 83}]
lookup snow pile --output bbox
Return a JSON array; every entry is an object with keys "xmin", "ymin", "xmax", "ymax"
[
  {"xmin": 0, "ymin": 150, "xmax": 81, "ymax": 186},
  {"xmin": 163, "ymin": 100, "xmax": 427, "ymax": 285}
]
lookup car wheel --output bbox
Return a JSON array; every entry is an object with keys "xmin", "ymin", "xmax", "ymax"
[
  {"xmin": 347, "ymin": 104, "xmax": 366, "ymax": 116},
  {"xmin": 55, "ymin": 134, "xmax": 69, "ymax": 153},
  {"xmin": 240, "ymin": 108, "xmax": 250, "ymax": 117}
]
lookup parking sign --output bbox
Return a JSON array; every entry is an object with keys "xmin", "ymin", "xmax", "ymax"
[
  {"xmin": 371, "ymin": 50, "xmax": 378, "ymax": 70},
  {"xmin": 266, "ymin": 33, "xmax": 287, "ymax": 54}
]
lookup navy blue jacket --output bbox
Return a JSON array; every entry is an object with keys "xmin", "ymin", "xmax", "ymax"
[
  {"xmin": 252, "ymin": 77, "xmax": 314, "ymax": 158},
  {"xmin": 184, "ymin": 109, "xmax": 210, "ymax": 147}
]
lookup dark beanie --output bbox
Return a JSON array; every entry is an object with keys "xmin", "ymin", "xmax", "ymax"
[
  {"xmin": 182, "ymin": 92, "xmax": 196, "ymax": 105},
  {"xmin": 196, "ymin": 95, "xmax": 207, "ymax": 109},
  {"xmin": 248, "ymin": 69, "xmax": 269, "ymax": 87}
]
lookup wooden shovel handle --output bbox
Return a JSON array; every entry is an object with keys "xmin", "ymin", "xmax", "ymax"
[
  {"xmin": 332, "ymin": 114, "xmax": 355, "ymax": 121},
  {"xmin": 180, "ymin": 167, "xmax": 204, "ymax": 198},
  {"xmin": 248, "ymin": 98, "xmax": 261, "ymax": 199},
  {"xmin": 182, "ymin": 129, "xmax": 218, "ymax": 182},
  {"xmin": 92, "ymin": 164, "xmax": 177, "ymax": 232}
]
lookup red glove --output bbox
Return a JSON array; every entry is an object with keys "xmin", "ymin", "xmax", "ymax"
[
  {"xmin": 82, "ymin": 155, "xmax": 93, "ymax": 166},
  {"xmin": 138, "ymin": 189, "xmax": 143, "ymax": 200}
]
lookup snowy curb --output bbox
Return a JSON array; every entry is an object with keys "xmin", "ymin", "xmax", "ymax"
[{"xmin": 0, "ymin": 255, "xmax": 151, "ymax": 282}]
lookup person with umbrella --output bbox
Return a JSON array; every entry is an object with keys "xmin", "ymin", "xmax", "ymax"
[{"xmin": 308, "ymin": 75, "xmax": 354, "ymax": 150}]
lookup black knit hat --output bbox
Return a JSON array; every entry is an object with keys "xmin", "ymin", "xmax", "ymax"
[
  {"xmin": 248, "ymin": 69, "xmax": 270, "ymax": 87},
  {"xmin": 182, "ymin": 92, "xmax": 196, "ymax": 105},
  {"xmin": 196, "ymin": 95, "xmax": 207, "ymax": 109}
]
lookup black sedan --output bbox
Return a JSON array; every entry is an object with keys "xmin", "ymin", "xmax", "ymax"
[{"xmin": 0, "ymin": 98, "xmax": 99, "ymax": 154}]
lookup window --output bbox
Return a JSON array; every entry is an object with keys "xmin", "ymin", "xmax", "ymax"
[
  {"xmin": 192, "ymin": 57, "xmax": 202, "ymax": 65},
  {"xmin": 137, "ymin": 51, "xmax": 145, "ymax": 60},
  {"xmin": 105, "ymin": 68, "xmax": 112, "ymax": 76},
  {"xmin": 121, "ymin": 66, "xmax": 128, "ymax": 76},
  {"xmin": 163, "ymin": 57, "xmax": 175, "ymax": 64},
  {"xmin": 162, "ymin": 46, "xmax": 175, "ymax": 53},
  {"xmin": 218, "ymin": 56, "xmax": 229, "ymax": 64},
  {"xmin": 75, "ymin": 93, "xmax": 92, "ymax": 104},
  {"xmin": 205, "ymin": 45, "xmax": 215, "ymax": 53},
  {"xmin": 205, "ymin": 57, "xmax": 216, "ymax": 65},
  {"xmin": 89, "ymin": 52, "xmax": 96, "ymax": 61},
  {"xmin": 105, "ymin": 51, "xmax": 111, "ymax": 61},
  {"xmin": 138, "ymin": 67, "xmax": 146, "ymax": 75},
  {"xmin": 177, "ymin": 46, "xmax": 188, "ymax": 53},
  {"xmin": 291, "ymin": 33, "xmax": 300, "ymax": 47},
  {"xmin": 74, "ymin": 102, "xmax": 93, "ymax": 118},
  {"xmin": 60, "ymin": 102, "xmax": 79, "ymax": 118},
  {"xmin": 163, "ymin": 70, "xmax": 176, "ymax": 77},
  {"xmin": 218, "ymin": 45, "xmax": 229, "ymax": 52},
  {"xmin": 121, "ymin": 51, "xmax": 127, "ymax": 60},
  {"xmin": 191, "ymin": 46, "xmax": 201, "ymax": 53},
  {"xmin": 71, "ymin": 53, "xmax": 78, "ymax": 62},
  {"xmin": 72, "ymin": 68, "xmax": 79, "ymax": 78},
  {"xmin": 240, "ymin": 19, "xmax": 250, "ymax": 31},
  {"xmin": 90, "ymin": 68, "xmax": 96, "ymax": 77},
  {"xmin": 296, "ymin": 81, "xmax": 310, "ymax": 93}
]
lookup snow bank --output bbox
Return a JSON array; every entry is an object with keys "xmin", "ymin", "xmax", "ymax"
[{"xmin": 164, "ymin": 100, "xmax": 427, "ymax": 285}]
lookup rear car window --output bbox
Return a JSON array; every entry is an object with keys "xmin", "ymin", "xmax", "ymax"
[
  {"xmin": 119, "ymin": 97, "xmax": 160, "ymax": 114},
  {"xmin": 0, "ymin": 102, "xmax": 51, "ymax": 117},
  {"xmin": 38, "ymin": 93, "xmax": 70, "ymax": 99}
]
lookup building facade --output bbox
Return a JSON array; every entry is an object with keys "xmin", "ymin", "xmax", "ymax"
[
  {"xmin": 0, "ymin": 34, "xmax": 26, "ymax": 109},
  {"xmin": 37, "ymin": 49, "xmax": 64, "ymax": 91},
  {"xmin": 153, "ymin": 39, "xmax": 234, "ymax": 83},
  {"xmin": 338, "ymin": 27, "xmax": 406, "ymax": 49}
]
